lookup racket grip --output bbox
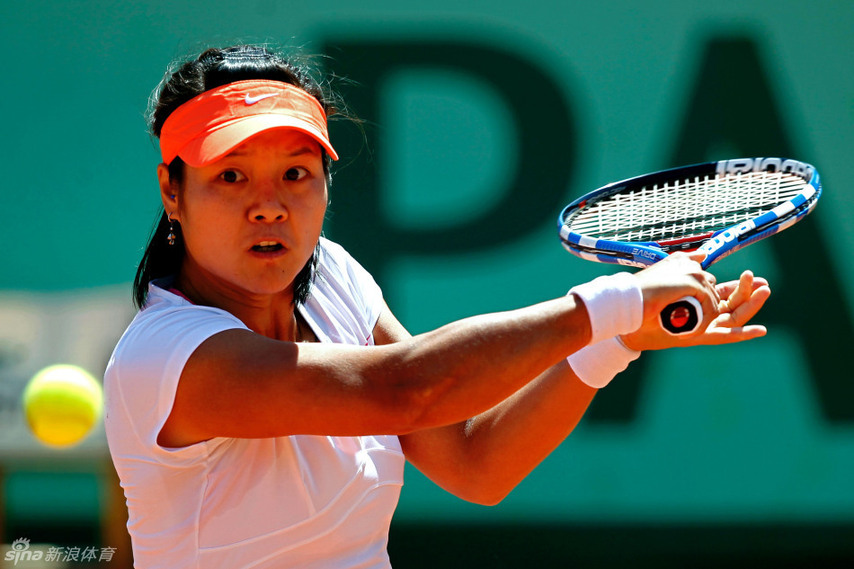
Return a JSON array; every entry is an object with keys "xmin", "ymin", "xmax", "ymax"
[{"xmin": 660, "ymin": 296, "xmax": 703, "ymax": 335}]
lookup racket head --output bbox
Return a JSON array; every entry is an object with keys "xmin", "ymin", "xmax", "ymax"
[{"xmin": 558, "ymin": 157, "xmax": 821, "ymax": 269}]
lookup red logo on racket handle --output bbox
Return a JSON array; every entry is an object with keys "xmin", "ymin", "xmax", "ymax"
[
  {"xmin": 661, "ymin": 296, "xmax": 703, "ymax": 335},
  {"xmin": 670, "ymin": 306, "xmax": 691, "ymax": 329}
]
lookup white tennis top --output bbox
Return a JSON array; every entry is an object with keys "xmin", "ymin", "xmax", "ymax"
[{"xmin": 104, "ymin": 238, "xmax": 405, "ymax": 569}]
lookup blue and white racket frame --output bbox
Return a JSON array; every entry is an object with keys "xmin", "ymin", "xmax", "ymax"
[{"xmin": 557, "ymin": 157, "xmax": 822, "ymax": 333}]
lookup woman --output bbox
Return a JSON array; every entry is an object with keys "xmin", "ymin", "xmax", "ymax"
[{"xmin": 104, "ymin": 45, "xmax": 770, "ymax": 568}]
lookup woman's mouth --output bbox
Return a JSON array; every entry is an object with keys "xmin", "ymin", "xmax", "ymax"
[{"xmin": 251, "ymin": 241, "xmax": 285, "ymax": 253}]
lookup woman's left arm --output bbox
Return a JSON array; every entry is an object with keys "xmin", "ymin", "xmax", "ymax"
[{"xmin": 384, "ymin": 271, "xmax": 770, "ymax": 506}]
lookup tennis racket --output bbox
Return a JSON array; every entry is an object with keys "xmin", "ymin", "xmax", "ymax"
[{"xmin": 558, "ymin": 157, "xmax": 821, "ymax": 334}]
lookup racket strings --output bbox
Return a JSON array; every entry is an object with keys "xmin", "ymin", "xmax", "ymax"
[{"xmin": 568, "ymin": 171, "xmax": 807, "ymax": 244}]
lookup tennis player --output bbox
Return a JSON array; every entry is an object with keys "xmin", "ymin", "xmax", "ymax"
[{"xmin": 104, "ymin": 44, "xmax": 771, "ymax": 568}]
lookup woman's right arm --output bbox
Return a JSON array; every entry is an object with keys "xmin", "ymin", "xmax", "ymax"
[{"xmin": 157, "ymin": 253, "xmax": 718, "ymax": 447}]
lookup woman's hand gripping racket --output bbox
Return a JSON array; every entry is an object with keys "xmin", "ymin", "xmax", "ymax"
[{"xmin": 558, "ymin": 157, "xmax": 821, "ymax": 334}]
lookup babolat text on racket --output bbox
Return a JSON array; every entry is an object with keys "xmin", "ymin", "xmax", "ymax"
[{"xmin": 558, "ymin": 157, "xmax": 821, "ymax": 334}]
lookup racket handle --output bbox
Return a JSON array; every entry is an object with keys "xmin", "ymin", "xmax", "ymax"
[{"xmin": 660, "ymin": 296, "xmax": 703, "ymax": 335}]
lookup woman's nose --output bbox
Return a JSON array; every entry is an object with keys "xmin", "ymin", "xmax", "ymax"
[{"xmin": 248, "ymin": 184, "xmax": 288, "ymax": 222}]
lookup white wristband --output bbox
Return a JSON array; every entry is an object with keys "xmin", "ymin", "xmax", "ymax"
[
  {"xmin": 567, "ymin": 337, "xmax": 641, "ymax": 388},
  {"xmin": 569, "ymin": 272, "xmax": 643, "ymax": 345}
]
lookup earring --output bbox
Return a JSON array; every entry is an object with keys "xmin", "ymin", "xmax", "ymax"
[{"xmin": 167, "ymin": 213, "xmax": 176, "ymax": 246}]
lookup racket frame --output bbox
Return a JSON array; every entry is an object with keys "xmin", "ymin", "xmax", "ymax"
[{"xmin": 558, "ymin": 158, "xmax": 821, "ymax": 270}]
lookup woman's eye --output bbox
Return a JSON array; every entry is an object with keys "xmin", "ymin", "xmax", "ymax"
[
  {"xmin": 219, "ymin": 170, "xmax": 245, "ymax": 183},
  {"xmin": 284, "ymin": 167, "xmax": 309, "ymax": 181}
]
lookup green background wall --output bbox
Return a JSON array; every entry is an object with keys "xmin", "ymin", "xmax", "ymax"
[{"xmin": 1, "ymin": 1, "xmax": 852, "ymax": 566}]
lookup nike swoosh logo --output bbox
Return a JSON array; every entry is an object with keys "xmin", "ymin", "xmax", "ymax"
[{"xmin": 244, "ymin": 93, "xmax": 277, "ymax": 105}]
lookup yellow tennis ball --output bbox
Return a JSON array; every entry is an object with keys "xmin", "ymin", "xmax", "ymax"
[{"xmin": 23, "ymin": 364, "xmax": 103, "ymax": 448}]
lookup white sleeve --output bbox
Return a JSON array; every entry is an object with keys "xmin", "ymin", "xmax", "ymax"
[
  {"xmin": 104, "ymin": 304, "xmax": 247, "ymax": 465},
  {"xmin": 306, "ymin": 238, "xmax": 385, "ymax": 345},
  {"xmin": 333, "ymin": 242, "xmax": 384, "ymax": 332}
]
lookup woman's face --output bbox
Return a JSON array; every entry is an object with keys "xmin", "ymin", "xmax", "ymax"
[{"xmin": 161, "ymin": 129, "xmax": 328, "ymax": 300}]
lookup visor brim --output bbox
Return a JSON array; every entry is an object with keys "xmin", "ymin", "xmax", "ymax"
[{"xmin": 177, "ymin": 115, "xmax": 339, "ymax": 167}]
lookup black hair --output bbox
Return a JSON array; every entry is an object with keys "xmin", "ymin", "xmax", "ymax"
[{"xmin": 133, "ymin": 45, "xmax": 340, "ymax": 309}]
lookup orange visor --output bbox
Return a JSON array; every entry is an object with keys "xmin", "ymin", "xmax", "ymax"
[{"xmin": 159, "ymin": 79, "xmax": 338, "ymax": 166}]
